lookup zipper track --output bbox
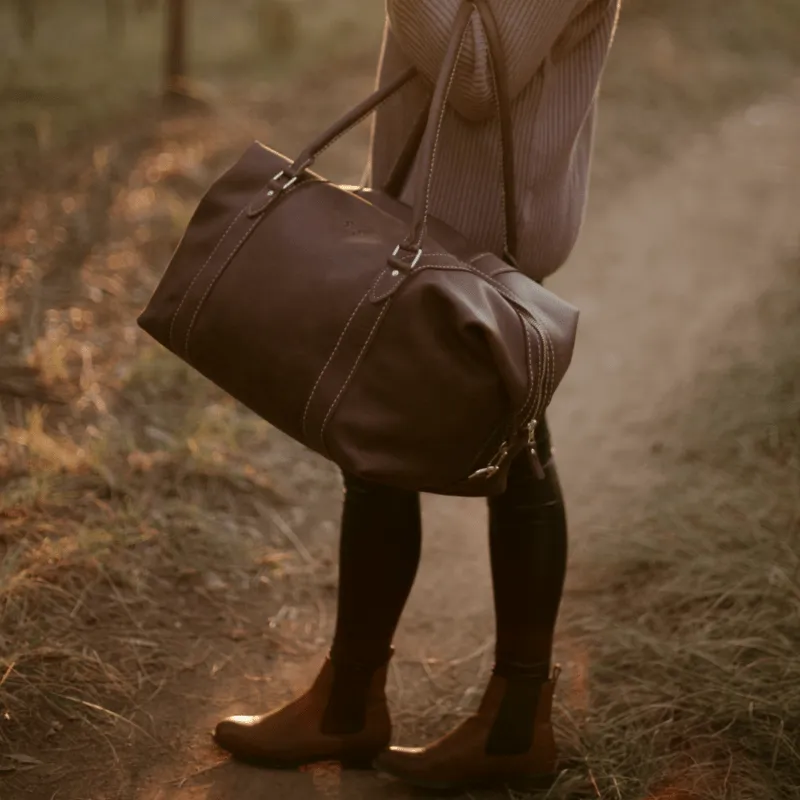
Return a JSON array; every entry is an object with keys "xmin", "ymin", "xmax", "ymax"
[
  {"xmin": 468, "ymin": 306, "xmax": 555, "ymax": 481},
  {"xmin": 518, "ymin": 307, "xmax": 555, "ymax": 426}
]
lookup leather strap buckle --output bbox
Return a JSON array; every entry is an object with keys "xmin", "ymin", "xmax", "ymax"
[
  {"xmin": 247, "ymin": 170, "xmax": 301, "ymax": 217},
  {"xmin": 388, "ymin": 245, "xmax": 422, "ymax": 273},
  {"xmin": 267, "ymin": 170, "xmax": 298, "ymax": 197}
]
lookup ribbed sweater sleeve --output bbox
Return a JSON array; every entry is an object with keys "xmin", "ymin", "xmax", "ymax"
[{"xmin": 386, "ymin": 0, "xmax": 591, "ymax": 121}]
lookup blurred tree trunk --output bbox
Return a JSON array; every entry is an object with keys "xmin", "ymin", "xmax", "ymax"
[
  {"xmin": 255, "ymin": 0, "xmax": 297, "ymax": 59},
  {"xmin": 106, "ymin": 0, "xmax": 126, "ymax": 41},
  {"xmin": 17, "ymin": 0, "xmax": 37, "ymax": 44},
  {"xmin": 165, "ymin": 0, "xmax": 187, "ymax": 96}
]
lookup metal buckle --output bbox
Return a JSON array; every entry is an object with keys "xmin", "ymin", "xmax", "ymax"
[
  {"xmin": 392, "ymin": 245, "xmax": 423, "ymax": 269},
  {"xmin": 266, "ymin": 170, "xmax": 298, "ymax": 198}
]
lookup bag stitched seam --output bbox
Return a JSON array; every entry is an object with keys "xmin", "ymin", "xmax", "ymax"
[
  {"xmin": 184, "ymin": 215, "xmax": 261, "ymax": 356},
  {"xmin": 518, "ymin": 314, "xmax": 536, "ymax": 426},
  {"xmin": 408, "ymin": 261, "xmax": 532, "ymax": 309},
  {"xmin": 168, "ymin": 205, "xmax": 246, "ymax": 351},
  {"xmin": 482, "ymin": 9, "xmax": 511, "ymax": 258},
  {"xmin": 415, "ymin": 22, "xmax": 470, "ymax": 248},
  {"xmin": 301, "ymin": 270, "xmax": 386, "ymax": 439},
  {"xmin": 181, "ymin": 181, "xmax": 307, "ymax": 357},
  {"xmin": 318, "ymin": 299, "xmax": 393, "ymax": 458},
  {"xmin": 314, "ymin": 74, "xmax": 421, "ymax": 163},
  {"xmin": 407, "ymin": 260, "xmax": 556, "ymax": 418}
]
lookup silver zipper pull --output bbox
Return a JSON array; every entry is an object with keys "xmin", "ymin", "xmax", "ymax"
[
  {"xmin": 529, "ymin": 446, "xmax": 546, "ymax": 480},
  {"xmin": 469, "ymin": 441, "xmax": 510, "ymax": 481},
  {"xmin": 526, "ymin": 419, "xmax": 545, "ymax": 479},
  {"xmin": 469, "ymin": 465, "xmax": 501, "ymax": 480}
]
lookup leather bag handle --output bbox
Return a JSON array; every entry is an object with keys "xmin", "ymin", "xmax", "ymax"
[
  {"xmin": 382, "ymin": 99, "xmax": 432, "ymax": 198},
  {"xmin": 285, "ymin": 66, "xmax": 419, "ymax": 177},
  {"xmin": 277, "ymin": 2, "xmax": 517, "ymax": 261},
  {"xmin": 399, "ymin": 0, "xmax": 517, "ymax": 263},
  {"xmin": 475, "ymin": 0, "xmax": 518, "ymax": 260}
]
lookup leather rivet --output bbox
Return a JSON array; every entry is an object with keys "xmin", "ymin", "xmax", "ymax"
[
  {"xmin": 267, "ymin": 190, "xmax": 275, "ymax": 197},
  {"xmin": 391, "ymin": 270, "xmax": 400, "ymax": 277}
]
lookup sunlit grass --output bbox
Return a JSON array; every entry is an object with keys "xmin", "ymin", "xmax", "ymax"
[{"xmin": 1, "ymin": 1, "xmax": 799, "ymax": 791}]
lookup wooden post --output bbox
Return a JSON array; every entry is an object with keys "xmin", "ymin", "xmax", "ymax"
[
  {"xmin": 165, "ymin": 0, "xmax": 187, "ymax": 96},
  {"xmin": 17, "ymin": 0, "xmax": 37, "ymax": 44}
]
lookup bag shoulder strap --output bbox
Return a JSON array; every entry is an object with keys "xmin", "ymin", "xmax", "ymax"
[
  {"xmin": 475, "ymin": 0, "xmax": 518, "ymax": 260},
  {"xmin": 400, "ymin": 0, "xmax": 517, "ymax": 262},
  {"xmin": 278, "ymin": 1, "xmax": 518, "ymax": 261}
]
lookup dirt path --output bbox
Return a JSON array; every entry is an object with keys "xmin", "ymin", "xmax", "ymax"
[{"xmin": 121, "ymin": 78, "xmax": 800, "ymax": 800}]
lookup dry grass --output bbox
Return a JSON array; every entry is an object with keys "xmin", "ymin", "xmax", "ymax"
[
  {"xmin": 593, "ymin": 0, "xmax": 800, "ymax": 189},
  {"xmin": 544, "ymin": 260, "xmax": 800, "ymax": 799},
  {"xmin": 1, "ymin": 0, "xmax": 799, "ymax": 795},
  {"xmin": 374, "ymin": 262, "xmax": 800, "ymax": 800},
  {"xmin": 0, "ymin": 115, "xmax": 336, "ymax": 783}
]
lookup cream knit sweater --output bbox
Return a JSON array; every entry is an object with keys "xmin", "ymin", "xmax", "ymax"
[{"xmin": 370, "ymin": 0, "xmax": 620, "ymax": 281}]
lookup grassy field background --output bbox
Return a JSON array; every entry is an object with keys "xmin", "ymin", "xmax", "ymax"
[
  {"xmin": 3, "ymin": 0, "xmax": 800, "ymax": 179},
  {"xmin": 1, "ymin": 1, "xmax": 799, "ymax": 798}
]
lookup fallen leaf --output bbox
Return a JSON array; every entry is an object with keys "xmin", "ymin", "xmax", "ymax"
[{"xmin": 5, "ymin": 754, "xmax": 43, "ymax": 765}]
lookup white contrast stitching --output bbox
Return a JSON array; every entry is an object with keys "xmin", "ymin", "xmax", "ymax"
[
  {"xmin": 415, "ymin": 24, "xmax": 470, "ymax": 248},
  {"xmin": 314, "ymin": 75, "xmax": 419, "ymax": 163},
  {"xmin": 183, "ymin": 216, "xmax": 261, "ymax": 355},
  {"xmin": 404, "ymin": 261, "xmax": 530, "ymax": 310},
  {"xmin": 301, "ymin": 271, "xmax": 385, "ymax": 438},
  {"xmin": 319, "ymin": 300, "xmax": 392, "ymax": 455},
  {"xmin": 484, "ymin": 22, "xmax": 510, "ymax": 257},
  {"xmin": 518, "ymin": 317, "xmax": 535, "ymax": 425},
  {"xmin": 406, "ymin": 260, "xmax": 558, "ymax": 415},
  {"xmin": 168, "ymin": 205, "xmax": 246, "ymax": 350},
  {"xmin": 182, "ymin": 182, "xmax": 308, "ymax": 356}
]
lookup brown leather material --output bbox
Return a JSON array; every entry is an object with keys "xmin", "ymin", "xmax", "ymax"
[
  {"xmin": 382, "ymin": 98, "xmax": 432, "ymax": 199},
  {"xmin": 400, "ymin": 1, "xmax": 516, "ymax": 260},
  {"xmin": 374, "ymin": 671, "xmax": 559, "ymax": 792},
  {"xmin": 402, "ymin": 3, "xmax": 482, "ymax": 252},
  {"xmin": 473, "ymin": 0, "xmax": 518, "ymax": 260},
  {"xmin": 291, "ymin": 66, "xmax": 419, "ymax": 178},
  {"xmin": 213, "ymin": 658, "xmax": 391, "ymax": 767},
  {"xmin": 137, "ymin": 0, "xmax": 579, "ymax": 497}
]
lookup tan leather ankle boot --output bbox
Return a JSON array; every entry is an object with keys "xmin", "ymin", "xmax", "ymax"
[
  {"xmin": 374, "ymin": 667, "xmax": 559, "ymax": 791},
  {"xmin": 213, "ymin": 655, "xmax": 391, "ymax": 768}
]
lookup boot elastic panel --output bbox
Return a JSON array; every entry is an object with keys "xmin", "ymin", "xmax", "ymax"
[{"xmin": 485, "ymin": 675, "xmax": 543, "ymax": 756}]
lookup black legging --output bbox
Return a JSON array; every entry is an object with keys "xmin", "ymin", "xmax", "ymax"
[{"xmin": 330, "ymin": 418, "xmax": 568, "ymax": 678}]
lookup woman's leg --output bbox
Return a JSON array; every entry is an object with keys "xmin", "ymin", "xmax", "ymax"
[
  {"xmin": 214, "ymin": 473, "xmax": 421, "ymax": 763},
  {"xmin": 485, "ymin": 417, "xmax": 568, "ymax": 754},
  {"xmin": 489, "ymin": 417, "xmax": 567, "ymax": 675},
  {"xmin": 323, "ymin": 473, "xmax": 422, "ymax": 733},
  {"xmin": 331, "ymin": 473, "xmax": 422, "ymax": 667},
  {"xmin": 376, "ymin": 419, "xmax": 568, "ymax": 788}
]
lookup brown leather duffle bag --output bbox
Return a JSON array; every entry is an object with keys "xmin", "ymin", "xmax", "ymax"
[{"xmin": 138, "ymin": 1, "xmax": 579, "ymax": 497}]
